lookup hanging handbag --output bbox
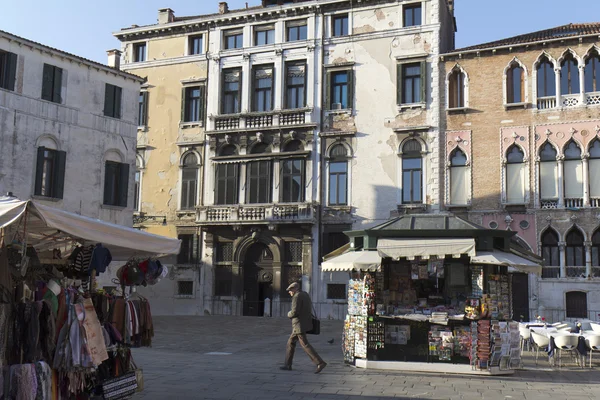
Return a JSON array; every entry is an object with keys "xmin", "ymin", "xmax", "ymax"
[
  {"xmin": 102, "ymin": 371, "xmax": 138, "ymax": 400},
  {"xmin": 306, "ymin": 303, "xmax": 321, "ymax": 335},
  {"xmin": 130, "ymin": 354, "xmax": 144, "ymax": 392}
]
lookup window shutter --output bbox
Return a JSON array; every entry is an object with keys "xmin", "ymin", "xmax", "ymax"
[
  {"xmin": 181, "ymin": 87, "xmax": 186, "ymax": 122},
  {"xmin": 419, "ymin": 61, "xmax": 426, "ymax": 103},
  {"xmin": 54, "ymin": 150, "xmax": 67, "ymax": 199},
  {"xmin": 237, "ymin": 70, "xmax": 243, "ymax": 113},
  {"xmin": 396, "ymin": 64, "xmax": 403, "ymax": 105},
  {"xmin": 325, "ymin": 70, "xmax": 331, "ymax": 110},
  {"xmin": 54, "ymin": 67, "xmax": 63, "ymax": 103},
  {"xmin": 118, "ymin": 162, "xmax": 130, "ymax": 207},
  {"xmin": 104, "ymin": 84, "xmax": 114, "ymax": 116},
  {"xmin": 347, "ymin": 69, "xmax": 354, "ymax": 110},
  {"xmin": 114, "ymin": 86, "xmax": 122, "ymax": 119},
  {"xmin": 103, "ymin": 162, "xmax": 113, "ymax": 205},
  {"xmin": 34, "ymin": 147, "xmax": 45, "ymax": 196},
  {"xmin": 142, "ymin": 91, "xmax": 149, "ymax": 126},
  {"xmin": 199, "ymin": 85, "xmax": 206, "ymax": 122},
  {"xmin": 5, "ymin": 52, "xmax": 17, "ymax": 91},
  {"xmin": 41, "ymin": 64, "xmax": 53, "ymax": 101}
]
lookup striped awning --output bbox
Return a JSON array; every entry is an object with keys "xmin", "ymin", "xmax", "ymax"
[
  {"xmin": 377, "ymin": 238, "xmax": 476, "ymax": 260},
  {"xmin": 321, "ymin": 250, "xmax": 381, "ymax": 272}
]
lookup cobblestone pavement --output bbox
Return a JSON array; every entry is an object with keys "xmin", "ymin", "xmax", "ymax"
[{"xmin": 132, "ymin": 316, "xmax": 600, "ymax": 400}]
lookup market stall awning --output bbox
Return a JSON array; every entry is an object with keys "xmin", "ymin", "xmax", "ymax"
[
  {"xmin": 321, "ymin": 250, "xmax": 381, "ymax": 272},
  {"xmin": 377, "ymin": 238, "xmax": 475, "ymax": 260},
  {"xmin": 0, "ymin": 197, "xmax": 180, "ymax": 260},
  {"xmin": 471, "ymin": 250, "xmax": 542, "ymax": 275}
]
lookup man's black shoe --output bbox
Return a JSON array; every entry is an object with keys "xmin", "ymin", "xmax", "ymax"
[
  {"xmin": 314, "ymin": 363, "xmax": 327, "ymax": 374},
  {"xmin": 279, "ymin": 365, "xmax": 292, "ymax": 371}
]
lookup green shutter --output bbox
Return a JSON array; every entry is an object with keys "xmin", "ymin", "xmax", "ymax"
[
  {"xmin": 325, "ymin": 70, "xmax": 331, "ymax": 110},
  {"xmin": 34, "ymin": 147, "xmax": 45, "ymax": 196},
  {"xmin": 54, "ymin": 150, "xmax": 67, "ymax": 199},
  {"xmin": 5, "ymin": 52, "xmax": 17, "ymax": 91},
  {"xmin": 114, "ymin": 86, "xmax": 122, "ymax": 119},
  {"xmin": 53, "ymin": 67, "xmax": 63, "ymax": 104},
  {"xmin": 420, "ymin": 61, "xmax": 426, "ymax": 104},
  {"xmin": 142, "ymin": 91, "xmax": 149, "ymax": 126},
  {"xmin": 118, "ymin": 162, "xmax": 130, "ymax": 207},
  {"xmin": 181, "ymin": 87, "xmax": 187, "ymax": 122},
  {"xmin": 397, "ymin": 63, "xmax": 403, "ymax": 105},
  {"xmin": 346, "ymin": 69, "xmax": 354, "ymax": 110},
  {"xmin": 104, "ymin": 84, "xmax": 114, "ymax": 117},
  {"xmin": 41, "ymin": 64, "xmax": 53, "ymax": 101}
]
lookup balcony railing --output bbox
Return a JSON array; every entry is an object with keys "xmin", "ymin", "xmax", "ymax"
[
  {"xmin": 198, "ymin": 203, "xmax": 316, "ymax": 225},
  {"xmin": 566, "ymin": 266, "xmax": 587, "ymax": 278},
  {"xmin": 561, "ymin": 94, "xmax": 580, "ymax": 108},
  {"xmin": 537, "ymin": 96, "xmax": 556, "ymax": 110},
  {"xmin": 542, "ymin": 267, "xmax": 560, "ymax": 279},
  {"xmin": 591, "ymin": 198, "xmax": 600, "ymax": 208},
  {"xmin": 542, "ymin": 266, "xmax": 600, "ymax": 279},
  {"xmin": 585, "ymin": 91, "xmax": 600, "ymax": 106},
  {"xmin": 540, "ymin": 199, "xmax": 558, "ymax": 209},
  {"xmin": 564, "ymin": 197, "xmax": 583, "ymax": 208},
  {"xmin": 210, "ymin": 108, "xmax": 313, "ymax": 132}
]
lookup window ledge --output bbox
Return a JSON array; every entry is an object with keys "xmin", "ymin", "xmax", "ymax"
[
  {"xmin": 32, "ymin": 195, "xmax": 62, "ymax": 203},
  {"xmin": 446, "ymin": 107, "xmax": 469, "ymax": 113},
  {"xmin": 325, "ymin": 108, "xmax": 353, "ymax": 115},
  {"xmin": 446, "ymin": 203, "xmax": 470, "ymax": 209},
  {"xmin": 325, "ymin": 205, "xmax": 352, "ymax": 212},
  {"xmin": 397, "ymin": 203, "xmax": 426, "ymax": 209},
  {"xmin": 180, "ymin": 122, "xmax": 204, "ymax": 129},
  {"xmin": 397, "ymin": 103, "xmax": 426, "ymax": 111},
  {"xmin": 137, "ymin": 125, "xmax": 148, "ymax": 132},
  {"xmin": 101, "ymin": 204, "xmax": 126, "ymax": 211},
  {"xmin": 504, "ymin": 102, "xmax": 529, "ymax": 110}
]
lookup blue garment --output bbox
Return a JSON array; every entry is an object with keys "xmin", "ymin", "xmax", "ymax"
[{"xmin": 89, "ymin": 244, "xmax": 112, "ymax": 275}]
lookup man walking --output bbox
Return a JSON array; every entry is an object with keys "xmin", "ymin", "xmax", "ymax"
[{"xmin": 280, "ymin": 282, "xmax": 327, "ymax": 373}]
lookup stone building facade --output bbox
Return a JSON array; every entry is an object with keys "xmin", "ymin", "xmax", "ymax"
[
  {"xmin": 0, "ymin": 30, "xmax": 143, "ymax": 226},
  {"xmin": 442, "ymin": 23, "xmax": 600, "ymax": 320}
]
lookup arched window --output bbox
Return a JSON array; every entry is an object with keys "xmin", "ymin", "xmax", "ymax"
[
  {"xmin": 560, "ymin": 53, "xmax": 580, "ymax": 95},
  {"xmin": 589, "ymin": 139, "xmax": 600, "ymax": 201},
  {"xmin": 541, "ymin": 229, "xmax": 559, "ymax": 267},
  {"xmin": 505, "ymin": 145, "xmax": 526, "ymax": 204},
  {"xmin": 539, "ymin": 142, "xmax": 558, "ymax": 202},
  {"xmin": 134, "ymin": 155, "xmax": 143, "ymax": 212},
  {"xmin": 281, "ymin": 140, "xmax": 305, "ymax": 203},
  {"xmin": 563, "ymin": 140, "xmax": 583, "ymax": 201},
  {"xmin": 402, "ymin": 140, "xmax": 422, "ymax": 204},
  {"xmin": 566, "ymin": 229, "xmax": 585, "ymax": 267},
  {"xmin": 448, "ymin": 68, "xmax": 465, "ymax": 108},
  {"xmin": 591, "ymin": 229, "xmax": 600, "ymax": 267},
  {"xmin": 585, "ymin": 48, "xmax": 600, "ymax": 93},
  {"xmin": 507, "ymin": 63, "xmax": 525, "ymax": 104},
  {"xmin": 566, "ymin": 291, "xmax": 587, "ymax": 318},
  {"xmin": 215, "ymin": 145, "xmax": 239, "ymax": 205},
  {"xmin": 328, "ymin": 144, "xmax": 349, "ymax": 206},
  {"xmin": 247, "ymin": 142, "xmax": 272, "ymax": 204},
  {"xmin": 537, "ymin": 56, "xmax": 556, "ymax": 98},
  {"xmin": 449, "ymin": 148, "xmax": 467, "ymax": 205},
  {"xmin": 181, "ymin": 153, "xmax": 199, "ymax": 210}
]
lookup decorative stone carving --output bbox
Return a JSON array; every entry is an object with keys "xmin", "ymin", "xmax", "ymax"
[
  {"xmin": 256, "ymin": 132, "xmax": 264, "ymax": 143},
  {"xmin": 225, "ymin": 134, "xmax": 232, "ymax": 144},
  {"xmin": 239, "ymin": 135, "xmax": 248, "ymax": 148},
  {"xmin": 209, "ymin": 136, "xmax": 218, "ymax": 151}
]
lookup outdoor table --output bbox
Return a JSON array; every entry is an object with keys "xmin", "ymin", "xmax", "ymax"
[{"xmin": 531, "ymin": 328, "xmax": 597, "ymax": 367}]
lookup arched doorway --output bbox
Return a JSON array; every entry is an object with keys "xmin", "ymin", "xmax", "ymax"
[{"xmin": 243, "ymin": 243, "xmax": 274, "ymax": 316}]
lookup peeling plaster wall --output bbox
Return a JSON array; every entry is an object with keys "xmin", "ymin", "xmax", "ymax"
[{"xmin": 0, "ymin": 36, "xmax": 140, "ymax": 226}]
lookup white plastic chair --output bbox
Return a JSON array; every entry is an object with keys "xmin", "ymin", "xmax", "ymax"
[
  {"xmin": 553, "ymin": 335, "xmax": 579, "ymax": 368},
  {"xmin": 519, "ymin": 325, "xmax": 531, "ymax": 352},
  {"xmin": 531, "ymin": 332, "xmax": 550, "ymax": 365},
  {"xmin": 590, "ymin": 323, "xmax": 600, "ymax": 333},
  {"xmin": 586, "ymin": 335, "xmax": 600, "ymax": 368}
]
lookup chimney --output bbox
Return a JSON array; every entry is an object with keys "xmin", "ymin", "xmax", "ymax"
[
  {"xmin": 447, "ymin": 0, "xmax": 454, "ymax": 14},
  {"xmin": 106, "ymin": 49, "xmax": 122, "ymax": 69},
  {"xmin": 219, "ymin": 2, "xmax": 229, "ymax": 14},
  {"xmin": 158, "ymin": 8, "xmax": 175, "ymax": 24}
]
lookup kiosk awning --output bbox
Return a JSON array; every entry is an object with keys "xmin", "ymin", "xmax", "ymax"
[
  {"xmin": 471, "ymin": 250, "xmax": 542, "ymax": 275},
  {"xmin": 377, "ymin": 238, "xmax": 476, "ymax": 260},
  {"xmin": 321, "ymin": 251, "xmax": 381, "ymax": 272}
]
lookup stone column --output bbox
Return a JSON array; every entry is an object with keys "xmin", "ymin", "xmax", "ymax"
[
  {"xmin": 579, "ymin": 64, "xmax": 586, "ymax": 105},
  {"xmin": 557, "ymin": 156, "xmax": 564, "ymax": 207},
  {"xmin": 241, "ymin": 55, "xmax": 251, "ymax": 113},
  {"xmin": 534, "ymin": 158, "xmax": 541, "ymax": 209},
  {"xmin": 585, "ymin": 241, "xmax": 592, "ymax": 278},
  {"xmin": 582, "ymin": 154, "xmax": 590, "ymax": 207},
  {"xmin": 559, "ymin": 241, "xmax": 567, "ymax": 278},
  {"xmin": 554, "ymin": 67, "xmax": 561, "ymax": 108}
]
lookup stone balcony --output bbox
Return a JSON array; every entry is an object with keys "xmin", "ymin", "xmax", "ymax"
[
  {"xmin": 197, "ymin": 203, "xmax": 317, "ymax": 225},
  {"xmin": 207, "ymin": 108, "xmax": 315, "ymax": 133}
]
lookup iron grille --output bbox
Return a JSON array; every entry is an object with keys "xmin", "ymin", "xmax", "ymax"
[
  {"xmin": 327, "ymin": 284, "xmax": 346, "ymax": 300},
  {"xmin": 286, "ymin": 241, "xmax": 302, "ymax": 262},
  {"xmin": 177, "ymin": 280, "xmax": 194, "ymax": 296},
  {"xmin": 216, "ymin": 242, "xmax": 233, "ymax": 262}
]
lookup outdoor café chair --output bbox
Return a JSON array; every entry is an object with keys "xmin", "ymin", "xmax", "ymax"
[
  {"xmin": 531, "ymin": 332, "xmax": 550, "ymax": 366},
  {"xmin": 586, "ymin": 335, "xmax": 600, "ymax": 368},
  {"xmin": 553, "ymin": 335, "xmax": 579, "ymax": 368},
  {"xmin": 519, "ymin": 325, "xmax": 531, "ymax": 352}
]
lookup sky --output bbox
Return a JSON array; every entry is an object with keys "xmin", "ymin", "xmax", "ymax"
[{"xmin": 2, "ymin": 0, "xmax": 600, "ymax": 64}]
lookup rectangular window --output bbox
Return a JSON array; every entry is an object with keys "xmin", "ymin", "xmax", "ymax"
[
  {"xmin": 332, "ymin": 14, "xmax": 349, "ymax": 37},
  {"xmin": 215, "ymin": 163, "xmax": 239, "ymax": 205},
  {"xmin": 34, "ymin": 147, "xmax": 66, "ymax": 199},
  {"xmin": 285, "ymin": 62, "xmax": 306, "ymax": 109},
  {"xmin": 103, "ymin": 161, "xmax": 129, "ymax": 207},
  {"xmin": 254, "ymin": 25, "xmax": 275, "ymax": 46},
  {"xmin": 177, "ymin": 234, "xmax": 199, "ymax": 264},
  {"xmin": 450, "ymin": 166, "xmax": 467, "ymax": 205},
  {"xmin": 252, "ymin": 66, "xmax": 273, "ymax": 112},
  {"xmin": 590, "ymin": 159, "xmax": 600, "ymax": 197},
  {"xmin": 181, "ymin": 166, "xmax": 198, "ymax": 210},
  {"xmin": 398, "ymin": 62, "xmax": 425, "ymax": 104},
  {"xmin": 183, "ymin": 86, "xmax": 204, "ymax": 122},
  {"xmin": 328, "ymin": 161, "xmax": 348, "ymax": 205},
  {"xmin": 321, "ymin": 226, "xmax": 350, "ymax": 260},
  {"xmin": 327, "ymin": 70, "xmax": 353, "ymax": 110},
  {"xmin": 403, "ymin": 3, "xmax": 422, "ymax": 27},
  {"xmin": 103, "ymin": 83, "xmax": 122, "ymax": 119},
  {"xmin": 138, "ymin": 91, "xmax": 148, "ymax": 126},
  {"xmin": 177, "ymin": 280, "xmax": 194, "ymax": 296},
  {"xmin": 540, "ymin": 162, "xmax": 558, "ymax": 199},
  {"xmin": 188, "ymin": 35, "xmax": 204, "ymax": 55},
  {"xmin": 133, "ymin": 43, "xmax": 146, "ymax": 62},
  {"xmin": 246, "ymin": 161, "xmax": 272, "ymax": 204},
  {"xmin": 0, "ymin": 50, "xmax": 17, "ymax": 91},
  {"xmin": 134, "ymin": 170, "xmax": 141, "ymax": 212},
  {"xmin": 222, "ymin": 69, "xmax": 242, "ymax": 114},
  {"xmin": 506, "ymin": 163, "xmax": 526, "ymax": 203},
  {"xmin": 224, "ymin": 30, "xmax": 243, "ymax": 50},
  {"xmin": 327, "ymin": 284, "xmax": 346, "ymax": 300},
  {"xmin": 286, "ymin": 20, "xmax": 308, "ymax": 42},
  {"xmin": 281, "ymin": 159, "xmax": 305, "ymax": 203},
  {"xmin": 564, "ymin": 160, "xmax": 584, "ymax": 198},
  {"xmin": 41, "ymin": 64, "xmax": 63, "ymax": 103},
  {"xmin": 402, "ymin": 158, "xmax": 422, "ymax": 204}
]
